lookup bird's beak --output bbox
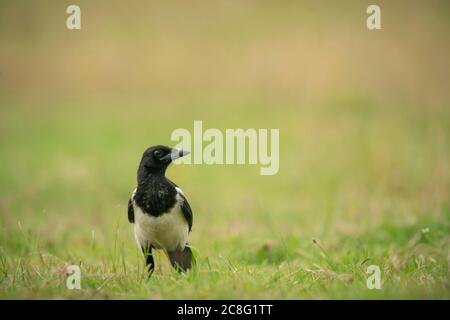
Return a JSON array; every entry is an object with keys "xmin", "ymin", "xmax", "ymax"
[{"xmin": 162, "ymin": 148, "xmax": 190, "ymax": 161}]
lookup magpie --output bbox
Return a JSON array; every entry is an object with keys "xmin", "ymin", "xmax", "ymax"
[{"xmin": 128, "ymin": 145, "xmax": 193, "ymax": 276}]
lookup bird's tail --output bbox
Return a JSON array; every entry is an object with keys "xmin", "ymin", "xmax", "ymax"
[{"xmin": 167, "ymin": 246, "xmax": 194, "ymax": 272}]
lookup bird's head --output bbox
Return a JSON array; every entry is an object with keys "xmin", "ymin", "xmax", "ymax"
[{"xmin": 137, "ymin": 145, "xmax": 190, "ymax": 177}]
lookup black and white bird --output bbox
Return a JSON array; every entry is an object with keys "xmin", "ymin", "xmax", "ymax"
[{"xmin": 128, "ymin": 145, "xmax": 193, "ymax": 276}]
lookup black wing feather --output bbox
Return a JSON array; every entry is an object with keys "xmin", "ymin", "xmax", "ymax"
[
  {"xmin": 128, "ymin": 198, "xmax": 134, "ymax": 223},
  {"xmin": 166, "ymin": 178, "xmax": 193, "ymax": 232},
  {"xmin": 178, "ymin": 193, "xmax": 193, "ymax": 232}
]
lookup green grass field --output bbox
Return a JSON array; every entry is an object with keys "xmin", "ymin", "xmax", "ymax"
[{"xmin": 0, "ymin": 1, "xmax": 449, "ymax": 299}]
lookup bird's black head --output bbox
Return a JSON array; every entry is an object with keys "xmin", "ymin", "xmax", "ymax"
[{"xmin": 137, "ymin": 145, "xmax": 190, "ymax": 178}]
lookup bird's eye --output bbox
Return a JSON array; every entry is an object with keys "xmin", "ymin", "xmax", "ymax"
[{"xmin": 153, "ymin": 150, "xmax": 162, "ymax": 158}]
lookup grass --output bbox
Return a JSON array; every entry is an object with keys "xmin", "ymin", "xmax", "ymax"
[
  {"xmin": 0, "ymin": 96, "xmax": 448, "ymax": 299},
  {"xmin": 0, "ymin": 1, "xmax": 449, "ymax": 299}
]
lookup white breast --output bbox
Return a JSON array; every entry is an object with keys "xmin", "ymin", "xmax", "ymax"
[{"xmin": 132, "ymin": 192, "xmax": 189, "ymax": 252}]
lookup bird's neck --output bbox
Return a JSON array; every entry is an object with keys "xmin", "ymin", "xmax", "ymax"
[{"xmin": 135, "ymin": 173, "xmax": 177, "ymax": 216}]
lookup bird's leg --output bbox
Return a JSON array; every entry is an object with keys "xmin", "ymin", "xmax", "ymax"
[{"xmin": 142, "ymin": 245, "xmax": 154, "ymax": 278}]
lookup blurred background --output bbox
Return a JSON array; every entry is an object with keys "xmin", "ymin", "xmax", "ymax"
[{"xmin": 0, "ymin": 1, "xmax": 449, "ymax": 298}]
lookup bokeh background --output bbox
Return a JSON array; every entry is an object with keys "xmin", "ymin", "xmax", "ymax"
[{"xmin": 0, "ymin": 1, "xmax": 449, "ymax": 299}]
